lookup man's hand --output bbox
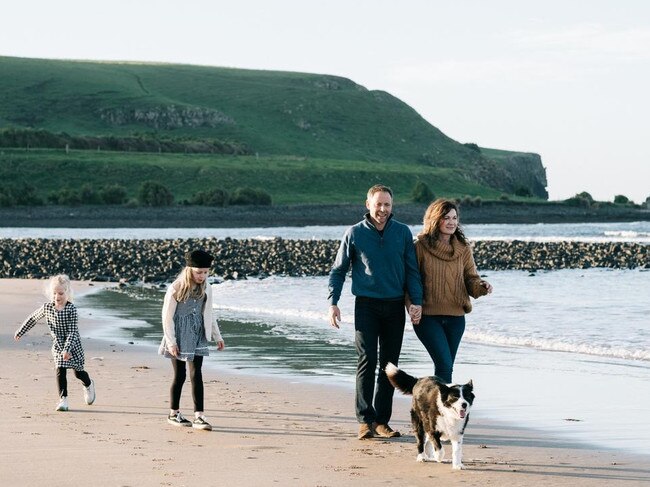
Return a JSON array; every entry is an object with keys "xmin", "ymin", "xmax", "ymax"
[
  {"xmin": 328, "ymin": 305, "xmax": 341, "ymax": 329},
  {"xmin": 409, "ymin": 304, "xmax": 422, "ymax": 325}
]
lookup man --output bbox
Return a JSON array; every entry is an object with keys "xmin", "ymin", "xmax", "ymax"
[{"xmin": 328, "ymin": 184, "xmax": 423, "ymax": 439}]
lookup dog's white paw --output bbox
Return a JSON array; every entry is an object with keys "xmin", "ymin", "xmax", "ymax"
[
  {"xmin": 452, "ymin": 462, "xmax": 465, "ymax": 470},
  {"xmin": 416, "ymin": 453, "xmax": 430, "ymax": 462},
  {"xmin": 432, "ymin": 448, "xmax": 444, "ymax": 463}
]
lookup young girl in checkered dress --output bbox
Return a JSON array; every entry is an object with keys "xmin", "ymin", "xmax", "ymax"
[
  {"xmin": 159, "ymin": 249, "xmax": 225, "ymax": 431},
  {"xmin": 14, "ymin": 274, "xmax": 96, "ymax": 412}
]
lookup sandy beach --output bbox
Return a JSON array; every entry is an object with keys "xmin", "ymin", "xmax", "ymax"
[{"xmin": 1, "ymin": 279, "xmax": 649, "ymax": 487}]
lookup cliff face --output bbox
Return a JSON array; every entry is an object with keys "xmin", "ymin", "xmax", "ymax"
[{"xmin": 479, "ymin": 150, "xmax": 548, "ymax": 199}]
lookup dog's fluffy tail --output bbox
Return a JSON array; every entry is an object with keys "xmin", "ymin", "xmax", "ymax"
[{"xmin": 385, "ymin": 362, "xmax": 418, "ymax": 395}]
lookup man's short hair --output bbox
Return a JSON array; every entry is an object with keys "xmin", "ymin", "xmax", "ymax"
[{"xmin": 367, "ymin": 184, "xmax": 393, "ymax": 200}]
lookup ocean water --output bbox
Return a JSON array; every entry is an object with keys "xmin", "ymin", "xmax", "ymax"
[
  {"xmin": 3, "ymin": 220, "xmax": 650, "ymax": 242},
  {"xmin": 80, "ymin": 267, "xmax": 650, "ymax": 456}
]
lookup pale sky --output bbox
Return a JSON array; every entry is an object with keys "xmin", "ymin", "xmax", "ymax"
[{"xmin": 2, "ymin": 0, "xmax": 649, "ymax": 203}]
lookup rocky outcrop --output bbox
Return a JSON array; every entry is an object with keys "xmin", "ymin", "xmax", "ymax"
[
  {"xmin": 1, "ymin": 238, "xmax": 647, "ymax": 282},
  {"xmin": 99, "ymin": 105, "xmax": 235, "ymax": 129}
]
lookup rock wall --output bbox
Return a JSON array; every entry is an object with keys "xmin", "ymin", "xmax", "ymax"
[{"xmin": 1, "ymin": 238, "xmax": 648, "ymax": 282}]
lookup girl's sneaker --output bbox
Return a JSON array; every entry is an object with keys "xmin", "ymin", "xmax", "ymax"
[
  {"xmin": 167, "ymin": 412, "xmax": 192, "ymax": 427},
  {"xmin": 192, "ymin": 415, "xmax": 212, "ymax": 431},
  {"xmin": 83, "ymin": 380, "xmax": 96, "ymax": 405},
  {"xmin": 56, "ymin": 397, "xmax": 69, "ymax": 412}
]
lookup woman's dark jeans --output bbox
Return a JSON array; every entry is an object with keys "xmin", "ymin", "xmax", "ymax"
[
  {"xmin": 413, "ymin": 315, "xmax": 466, "ymax": 383},
  {"xmin": 354, "ymin": 297, "xmax": 405, "ymax": 425}
]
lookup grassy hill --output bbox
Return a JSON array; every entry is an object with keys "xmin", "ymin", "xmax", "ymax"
[{"xmin": 0, "ymin": 55, "xmax": 548, "ymax": 202}]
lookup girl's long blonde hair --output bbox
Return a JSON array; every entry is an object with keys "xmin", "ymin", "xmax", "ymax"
[
  {"xmin": 46, "ymin": 274, "xmax": 74, "ymax": 302},
  {"xmin": 174, "ymin": 267, "xmax": 207, "ymax": 303},
  {"xmin": 420, "ymin": 198, "xmax": 468, "ymax": 246}
]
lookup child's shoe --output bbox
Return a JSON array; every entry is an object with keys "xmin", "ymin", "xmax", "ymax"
[
  {"xmin": 83, "ymin": 379, "xmax": 96, "ymax": 405},
  {"xmin": 56, "ymin": 397, "xmax": 69, "ymax": 412},
  {"xmin": 192, "ymin": 415, "xmax": 212, "ymax": 431},
  {"xmin": 167, "ymin": 412, "xmax": 192, "ymax": 427}
]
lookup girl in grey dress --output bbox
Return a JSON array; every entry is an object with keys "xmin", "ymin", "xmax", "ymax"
[{"xmin": 159, "ymin": 249, "xmax": 224, "ymax": 430}]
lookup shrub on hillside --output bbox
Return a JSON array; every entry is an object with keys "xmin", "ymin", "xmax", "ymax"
[
  {"xmin": 0, "ymin": 187, "xmax": 15, "ymax": 207},
  {"xmin": 138, "ymin": 181, "xmax": 174, "ymax": 206},
  {"xmin": 190, "ymin": 188, "xmax": 229, "ymax": 206},
  {"xmin": 411, "ymin": 181, "xmax": 434, "ymax": 204},
  {"xmin": 48, "ymin": 188, "xmax": 81, "ymax": 206},
  {"xmin": 463, "ymin": 142, "xmax": 481, "ymax": 153},
  {"xmin": 564, "ymin": 192, "xmax": 593, "ymax": 208},
  {"xmin": 514, "ymin": 186, "xmax": 533, "ymax": 197},
  {"xmin": 99, "ymin": 184, "xmax": 128, "ymax": 205},
  {"xmin": 80, "ymin": 184, "xmax": 101, "ymax": 204},
  {"xmin": 9, "ymin": 184, "xmax": 43, "ymax": 206},
  {"xmin": 230, "ymin": 187, "xmax": 272, "ymax": 206},
  {"xmin": 614, "ymin": 194, "xmax": 630, "ymax": 205}
]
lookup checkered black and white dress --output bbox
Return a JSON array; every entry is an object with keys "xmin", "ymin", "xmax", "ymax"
[{"xmin": 16, "ymin": 302, "xmax": 85, "ymax": 371}]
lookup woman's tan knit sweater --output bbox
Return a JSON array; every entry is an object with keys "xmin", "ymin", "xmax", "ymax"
[{"xmin": 414, "ymin": 235, "xmax": 488, "ymax": 316}]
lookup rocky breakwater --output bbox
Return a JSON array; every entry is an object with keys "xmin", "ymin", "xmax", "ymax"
[{"xmin": 1, "ymin": 238, "xmax": 648, "ymax": 282}]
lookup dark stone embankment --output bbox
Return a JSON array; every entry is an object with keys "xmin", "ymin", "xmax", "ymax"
[{"xmin": 1, "ymin": 238, "xmax": 648, "ymax": 282}]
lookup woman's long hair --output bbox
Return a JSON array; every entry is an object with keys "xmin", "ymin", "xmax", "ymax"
[
  {"xmin": 174, "ymin": 267, "xmax": 206, "ymax": 303},
  {"xmin": 420, "ymin": 198, "xmax": 468, "ymax": 246}
]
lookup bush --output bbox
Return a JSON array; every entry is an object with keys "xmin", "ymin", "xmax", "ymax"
[
  {"xmin": 48, "ymin": 188, "xmax": 81, "ymax": 205},
  {"xmin": 514, "ymin": 186, "xmax": 533, "ymax": 197},
  {"xmin": 614, "ymin": 194, "xmax": 630, "ymax": 205},
  {"xmin": 190, "ymin": 188, "xmax": 229, "ymax": 206},
  {"xmin": 0, "ymin": 187, "xmax": 15, "ymax": 207},
  {"xmin": 10, "ymin": 184, "xmax": 43, "ymax": 205},
  {"xmin": 230, "ymin": 187, "xmax": 272, "ymax": 206},
  {"xmin": 564, "ymin": 191, "xmax": 593, "ymax": 208},
  {"xmin": 100, "ymin": 184, "xmax": 128, "ymax": 205},
  {"xmin": 138, "ymin": 181, "xmax": 174, "ymax": 206},
  {"xmin": 411, "ymin": 181, "xmax": 434, "ymax": 204},
  {"xmin": 80, "ymin": 184, "xmax": 101, "ymax": 204},
  {"xmin": 463, "ymin": 142, "xmax": 481, "ymax": 153},
  {"xmin": 499, "ymin": 194, "xmax": 510, "ymax": 201}
]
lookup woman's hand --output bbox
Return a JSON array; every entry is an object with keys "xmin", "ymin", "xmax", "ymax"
[
  {"xmin": 216, "ymin": 340, "xmax": 225, "ymax": 351},
  {"xmin": 62, "ymin": 351, "xmax": 72, "ymax": 361},
  {"xmin": 168, "ymin": 345, "xmax": 180, "ymax": 357},
  {"xmin": 409, "ymin": 304, "xmax": 422, "ymax": 325},
  {"xmin": 14, "ymin": 333, "xmax": 20, "ymax": 341},
  {"xmin": 481, "ymin": 280, "xmax": 493, "ymax": 294}
]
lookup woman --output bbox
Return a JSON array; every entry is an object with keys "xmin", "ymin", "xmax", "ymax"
[{"xmin": 412, "ymin": 199, "xmax": 492, "ymax": 383}]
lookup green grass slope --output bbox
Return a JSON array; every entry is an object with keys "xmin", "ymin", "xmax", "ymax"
[
  {"xmin": 0, "ymin": 149, "xmax": 503, "ymax": 204},
  {"xmin": 0, "ymin": 55, "xmax": 547, "ymax": 199}
]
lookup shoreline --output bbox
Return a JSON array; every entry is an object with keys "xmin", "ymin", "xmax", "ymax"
[
  {"xmin": 2, "ymin": 279, "xmax": 649, "ymax": 486},
  {"xmin": 1, "ymin": 202, "xmax": 649, "ymax": 228}
]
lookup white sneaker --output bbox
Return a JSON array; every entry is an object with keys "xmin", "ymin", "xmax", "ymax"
[
  {"xmin": 192, "ymin": 415, "xmax": 212, "ymax": 431},
  {"xmin": 56, "ymin": 397, "xmax": 69, "ymax": 412},
  {"xmin": 83, "ymin": 380, "xmax": 96, "ymax": 405}
]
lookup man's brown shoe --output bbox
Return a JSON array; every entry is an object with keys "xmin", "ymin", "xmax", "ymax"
[
  {"xmin": 358, "ymin": 423, "xmax": 374, "ymax": 439},
  {"xmin": 373, "ymin": 423, "xmax": 401, "ymax": 438}
]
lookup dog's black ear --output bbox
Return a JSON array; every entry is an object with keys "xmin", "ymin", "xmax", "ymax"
[{"xmin": 466, "ymin": 379, "xmax": 473, "ymax": 390}]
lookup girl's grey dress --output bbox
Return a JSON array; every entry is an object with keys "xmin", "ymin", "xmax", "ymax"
[{"xmin": 159, "ymin": 296, "xmax": 210, "ymax": 361}]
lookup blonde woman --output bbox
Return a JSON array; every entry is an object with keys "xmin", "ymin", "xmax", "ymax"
[
  {"xmin": 412, "ymin": 199, "xmax": 492, "ymax": 383},
  {"xmin": 159, "ymin": 250, "xmax": 225, "ymax": 430}
]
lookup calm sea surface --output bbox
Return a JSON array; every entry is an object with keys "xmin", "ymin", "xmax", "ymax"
[{"xmin": 3, "ymin": 220, "xmax": 650, "ymax": 242}]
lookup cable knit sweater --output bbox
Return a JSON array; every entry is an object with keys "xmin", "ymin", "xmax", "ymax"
[{"xmin": 414, "ymin": 236, "xmax": 488, "ymax": 316}]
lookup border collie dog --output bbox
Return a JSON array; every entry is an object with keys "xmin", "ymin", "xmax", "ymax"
[{"xmin": 385, "ymin": 362, "xmax": 474, "ymax": 470}]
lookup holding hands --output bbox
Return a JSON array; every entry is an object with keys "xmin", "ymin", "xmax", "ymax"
[{"xmin": 409, "ymin": 304, "xmax": 422, "ymax": 325}]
